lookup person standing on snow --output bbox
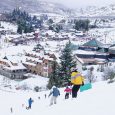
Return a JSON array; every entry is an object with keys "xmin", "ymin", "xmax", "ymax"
[
  {"xmin": 71, "ymin": 69, "xmax": 84, "ymax": 98},
  {"xmin": 64, "ymin": 86, "xmax": 72, "ymax": 99},
  {"xmin": 44, "ymin": 94, "xmax": 47, "ymax": 99},
  {"xmin": 48, "ymin": 86, "xmax": 60, "ymax": 106},
  {"xmin": 27, "ymin": 97, "xmax": 34, "ymax": 109}
]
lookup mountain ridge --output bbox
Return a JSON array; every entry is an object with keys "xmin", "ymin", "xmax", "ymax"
[
  {"xmin": 0, "ymin": 0, "xmax": 73, "ymax": 16},
  {"xmin": 1, "ymin": 0, "xmax": 115, "ymax": 18}
]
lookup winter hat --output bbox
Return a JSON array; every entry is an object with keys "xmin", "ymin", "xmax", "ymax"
[{"xmin": 52, "ymin": 85, "xmax": 56, "ymax": 89}]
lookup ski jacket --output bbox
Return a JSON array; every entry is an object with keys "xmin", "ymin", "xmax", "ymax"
[
  {"xmin": 49, "ymin": 87, "xmax": 60, "ymax": 97},
  {"xmin": 64, "ymin": 88, "xmax": 72, "ymax": 93},
  {"xmin": 71, "ymin": 71, "xmax": 84, "ymax": 85},
  {"xmin": 28, "ymin": 98, "xmax": 33, "ymax": 106}
]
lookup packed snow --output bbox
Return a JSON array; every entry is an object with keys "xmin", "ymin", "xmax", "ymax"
[
  {"xmin": 0, "ymin": 75, "xmax": 115, "ymax": 115},
  {"xmin": 1, "ymin": 3, "xmax": 115, "ymax": 115}
]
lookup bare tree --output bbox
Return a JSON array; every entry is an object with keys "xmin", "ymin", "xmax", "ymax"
[
  {"xmin": 86, "ymin": 67, "xmax": 95, "ymax": 83},
  {"xmin": 103, "ymin": 67, "xmax": 115, "ymax": 83}
]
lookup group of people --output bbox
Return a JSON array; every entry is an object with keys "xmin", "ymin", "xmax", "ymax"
[
  {"xmin": 71, "ymin": 68, "xmax": 84, "ymax": 98},
  {"xmin": 48, "ymin": 68, "xmax": 84, "ymax": 106},
  {"xmin": 9, "ymin": 68, "xmax": 84, "ymax": 114},
  {"xmin": 63, "ymin": 68, "xmax": 84, "ymax": 99},
  {"xmin": 26, "ymin": 68, "xmax": 84, "ymax": 108}
]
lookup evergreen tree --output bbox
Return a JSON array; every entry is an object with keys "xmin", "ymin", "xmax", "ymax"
[
  {"xmin": 48, "ymin": 18, "xmax": 53, "ymax": 24},
  {"xmin": 47, "ymin": 61, "xmax": 61, "ymax": 89},
  {"xmin": 17, "ymin": 24, "xmax": 23, "ymax": 34},
  {"xmin": 59, "ymin": 41, "xmax": 76, "ymax": 86},
  {"xmin": 74, "ymin": 19, "xmax": 90, "ymax": 31},
  {"xmin": 49, "ymin": 26, "xmax": 54, "ymax": 30}
]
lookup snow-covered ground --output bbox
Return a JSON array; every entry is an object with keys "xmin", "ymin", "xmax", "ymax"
[
  {"xmin": 0, "ymin": 8, "xmax": 115, "ymax": 115},
  {"xmin": 0, "ymin": 21, "xmax": 17, "ymax": 32},
  {"xmin": 88, "ymin": 27, "xmax": 115, "ymax": 44},
  {"xmin": 0, "ymin": 77, "xmax": 115, "ymax": 115},
  {"xmin": 0, "ymin": 45, "xmax": 34, "ymax": 56}
]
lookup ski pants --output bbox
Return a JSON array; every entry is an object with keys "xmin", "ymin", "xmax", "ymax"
[
  {"xmin": 50, "ymin": 96, "xmax": 57, "ymax": 105},
  {"xmin": 72, "ymin": 85, "xmax": 81, "ymax": 98},
  {"xmin": 65, "ymin": 93, "xmax": 69, "ymax": 99}
]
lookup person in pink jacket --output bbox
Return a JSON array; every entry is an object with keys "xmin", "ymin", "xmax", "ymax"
[{"xmin": 64, "ymin": 86, "xmax": 72, "ymax": 99}]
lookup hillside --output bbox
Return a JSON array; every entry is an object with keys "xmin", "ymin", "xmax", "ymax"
[
  {"xmin": 0, "ymin": 79, "xmax": 115, "ymax": 115},
  {"xmin": 75, "ymin": 4, "xmax": 115, "ymax": 17},
  {"xmin": 1, "ymin": 1, "xmax": 115, "ymax": 18},
  {"xmin": 0, "ymin": 0, "xmax": 73, "ymax": 16}
]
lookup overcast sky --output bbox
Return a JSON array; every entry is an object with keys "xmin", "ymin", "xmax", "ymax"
[{"xmin": 42, "ymin": 0, "xmax": 115, "ymax": 8}]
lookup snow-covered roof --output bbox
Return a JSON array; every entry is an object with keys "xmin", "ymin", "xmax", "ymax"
[
  {"xmin": 44, "ymin": 30, "xmax": 56, "ymax": 36},
  {"xmin": 77, "ymin": 57, "xmax": 107, "ymax": 64},
  {"xmin": 74, "ymin": 49, "xmax": 108, "ymax": 55},
  {"xmin": 0, "ymin": 45, "xmax": 33, "ymax": 56},
  {"xmin": 25, "ymin": 56, "xmax": 43, "ymax": 63},
  {"xmin": 4, "ymin": 55, "xmax": 23, "ymax": 63},
  {"xmin": 44, "ymin": 55, "xmax": 54, "ymax": 61},
  {"xmin": 74, "ymin": 50, "xmax": 95, "ymax": 55},
  {"xmin": 75, "ymin": 31, "xmax": 84, "ymax": 36},
  {"xmin": 0, "ymin": 58, "xmax": 12, "ymax": 67},
  {"xmin": 4, "ymin": 63, "xmax": 27, "ymax": 70},
  {"xmin": 23, "ymin": 62, "xmax": 36, "ymax": 66}
]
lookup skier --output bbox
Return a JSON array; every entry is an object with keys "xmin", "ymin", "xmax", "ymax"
[
  {"xmin": 10, "ymin": 107, "xmax": 13, "ymax": 113},
  {"xmin": 71, "ymin": 68, "xmax": 84, "ymax": 98},
  {"xmin": 38, "ymin": 96, "xmax": 40, "ymax": 99},
  {"xmin": 44, "ymin": 94, "xmax": 47, "ymax": 98},
  {"xmin": 64, "ymin": 86, "xmax": 72, "ymax": 99},
  {"xmin": 48, "ymin": 85, "xmax": 60, "ymax": 106},
  {"xmin": 27, "ymin": 97, "xmax": 34, "ymax": 109}
]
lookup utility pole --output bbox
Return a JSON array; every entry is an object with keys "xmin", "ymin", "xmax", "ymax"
[{"xmin": 104, "ymin": 31, "xmax": 107, "ymax": 44}]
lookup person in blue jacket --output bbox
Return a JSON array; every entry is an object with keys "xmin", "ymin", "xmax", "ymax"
[
  {"xmin": 48, "ymin": 86, "xmax": 60, "ymax": 105},
  {"xmin": 28, "ymin": 97, "xmax": 34, "ymax": 109}
]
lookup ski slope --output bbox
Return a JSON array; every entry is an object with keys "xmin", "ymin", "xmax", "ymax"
[{"xmin": 0, "ymin": 81, "xmax": 115, "ymax": 115}]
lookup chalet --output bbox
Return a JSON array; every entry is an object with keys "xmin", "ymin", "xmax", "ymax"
[
  {"xmin": 75, "ymin": 56, "xmax": 107, "ymax": 73},
  {"xmin": 10, "ymin": 34, "xmax": 35, "ymax": 45},
  {"xmin": 77, "ymin": 39, "xmax": 109, "ymax": 59},
  {"xmin": 79, "ymin": 38, "xmax": 109, "ymax": 52},
  {"xmin": 23, "ymin": 44, "xmax": 57, "ymax": 77},
  {"xmin": 74, "ymin": 39, "xmax": 110, "ymax": 72},
  {"xmin": 0, "ymin": 56, "xmax": 27, "ymax": 79}
]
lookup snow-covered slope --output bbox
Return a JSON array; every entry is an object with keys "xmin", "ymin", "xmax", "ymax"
[
  {"xmin": 75, "ymin": 4, "xmax": 115, "ymax": 17},
  {"xmin": 0, "ymin": 78, "xmax": 115, "ymax": 115},
  {"xmin": 0, "ymin": 0, "xmax": 73, "ymax": 16},
  {"xmin": 1, "ymin": 1, "xmax": 115, "ymax": 17}
]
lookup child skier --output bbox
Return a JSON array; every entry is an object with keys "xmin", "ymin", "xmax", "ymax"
[{"xmin": 64, "ymin": 86, "xmax": 72, "ymax": 99}]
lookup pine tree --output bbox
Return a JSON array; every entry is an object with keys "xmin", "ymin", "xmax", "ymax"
[
  {"xmin": 48, "ymin": 18, "xmax": 53, "ymax": 24},
  {"xmin": 59, "ymin": 41, "xmax": 76, "ymax": 86},
  {"xmin": 74, "ymin": 19, "xmax": 90, "ymax": 31},
  {"xmin": 47, "ymin": 61, "xmax": 61, "ymax": 89},
  {"xmin": 17, "ymin": 24, "xmax": 23, "ymax": 34}
]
